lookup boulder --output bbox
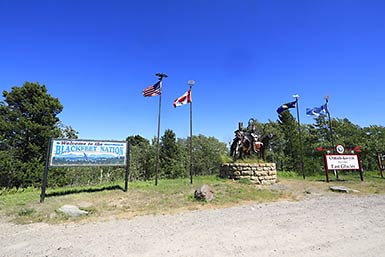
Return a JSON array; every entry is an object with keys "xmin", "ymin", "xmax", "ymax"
[
  {"xmin": 330, "ymin": 186, "xmax": 360, "ymax": 193},
  {"xmin": 194, "ymin": 184, "xmax": 214, "ymax": 201},
  {"xmin": 58, "ymin": 205, "xmax": 88, "ymax": 217}
]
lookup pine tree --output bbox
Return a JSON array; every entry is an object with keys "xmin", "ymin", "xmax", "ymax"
[
  {"xmin": 159, "ymin": 129, "xmax": 182, "ymax": 178},
  {"xmin": 0, "ymin": 82, "xmax": 63, "ymax": 188},
  {"xmin": 278, "ymin": 111, "xmax": 300, "ymax": 172}
]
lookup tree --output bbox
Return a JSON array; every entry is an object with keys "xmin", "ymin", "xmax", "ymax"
[
  {"xmin": 0, "ymin": 82, "xmax": 63, "ymax": 188},
  {"xmin": 362, "ymin": 125, "xmax": 385, "ymax": 171},
  {"xmin": 126, "ymin": 135, "xmax": 151, "ymax": 180},
  {"xmin": 261, "ymin": 120, "xmax": 284, "ymax": 165},
  {"xmin": 301, "ymin": 123, "xmax": 324, "ymax": 176},
  {"xmin": 331, "ymin": 118, "xmax": 362, "ymax": 149},
  {"xmin": 159, "ymin": 129, "xmax": 183, "ymax": 178},
  {"xmin": 176, "ymin": 137, "xmax": 189, "ymax": 177},
  {"xmin": 191, "ymin": 134, "xmax": 227, "ymax": 176},
  {"xmin": 127, "ymin": 134, "xmax": 149, "ymax": 147},
  {"xmin": 58, "ymin": 121, "xmax": 79, "ymax": 139},
  {"xmin": 277, "ymin": 111, "xmax": 301, "ymax": 172},
  {"xmin": 313, "ymin": 115, "xmax": 333, "ymax": 148}
]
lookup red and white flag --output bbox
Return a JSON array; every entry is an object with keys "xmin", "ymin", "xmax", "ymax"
[{"xmin": 173, "ymin": 89, "xmax": 192, "ymax": 108}]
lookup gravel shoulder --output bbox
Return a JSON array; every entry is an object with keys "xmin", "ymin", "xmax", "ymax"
[{"xmin": 1, "ymin": 193, "xmax": 385, "ymax": 257}]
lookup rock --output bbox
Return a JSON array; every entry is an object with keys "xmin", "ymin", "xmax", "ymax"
[
  {"xmin": 58, "ymin": 205, "xmax": 88, "ymax": 217},
  {"xmin": 194, "ymin": 184, "xmax": 214, "ymax": 201},
  {"xmin": 330, "ymin": 186, "xmax": 359, "ymax": 193}
]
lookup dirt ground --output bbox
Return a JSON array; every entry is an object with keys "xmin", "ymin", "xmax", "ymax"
[{"xmin": 1, "ymin": 181, "xmax": 385, "ymax": 257}]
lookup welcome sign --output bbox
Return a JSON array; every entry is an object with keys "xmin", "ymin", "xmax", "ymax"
[
  {"xmin": 325, "ymin": 154, "xmax": 360, "ymax": 170},
  {"xmin": 41, "ymin": 138, "xmax": 130, "ymax": 202},
  {"xmin": 323, "ymin": 153, "xmax": 363, "ymax": 182},
  {"xmin": 49, "ymin": 139, "xmax": 128, "ymax": 167}
]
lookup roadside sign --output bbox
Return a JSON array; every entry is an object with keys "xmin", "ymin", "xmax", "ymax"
[{"xmin": 323, "ymin": 154, "xmax": 363, "ymax": 182}]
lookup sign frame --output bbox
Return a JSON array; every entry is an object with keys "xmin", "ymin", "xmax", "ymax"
[
  {"xmin": 40, "ymin": 138, "xmax": 130, "ymax": 202},
  {"xmin": 49, "ymin": 139, "xmax": 128, "ymax": 167},
  {"xmin": 323, "ymin": 154, "xmax": 363, "ymax": 182}
]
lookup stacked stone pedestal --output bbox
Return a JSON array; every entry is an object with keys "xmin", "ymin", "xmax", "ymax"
[{"xmin": 220, "ymin": 163, "xmax": 277, "ymax": 185}]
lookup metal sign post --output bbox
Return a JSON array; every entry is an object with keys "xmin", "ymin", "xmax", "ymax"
[
  {"xmin": 377, "ymin": 153, "xmax": 385, "ymax": 178},
  {"xmin": 40, "ymin": 138, "xmax": 53, "ymax": 203},
  {"xmin": 40, "ymin": 139, "xmax": 130, "ymax": 203}
]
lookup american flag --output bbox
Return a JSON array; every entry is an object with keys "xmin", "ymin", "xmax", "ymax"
[{"xmin": 142, "ymin": 81, "xmax": 161, "ymax": 97}]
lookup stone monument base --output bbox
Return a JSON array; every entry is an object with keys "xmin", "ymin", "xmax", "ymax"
[{"xmin": 219, "ymin": 162, "xmax": 277, "ymax": 185}]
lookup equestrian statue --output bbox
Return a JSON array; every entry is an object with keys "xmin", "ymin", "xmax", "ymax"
[{"xmin": 230, "ymin": 118, "xmax": 273, "ymax": 161}]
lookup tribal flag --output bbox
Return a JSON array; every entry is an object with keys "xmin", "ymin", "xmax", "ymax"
[
  {"xmin": 306, "ymin": 103, "xmax": 328, "ymax": 116},
  {"xmin": 142, "ymin": 81, "xmax": 161, "ymax": 97},
  {"xmin": 173, "ymin": 89, "xmax": 192, "ymax": 107},
  {"xmin": 276, "ymin": 100, "xmax": 297, "ymax": 114}
]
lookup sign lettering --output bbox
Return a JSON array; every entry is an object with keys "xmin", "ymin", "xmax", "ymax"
[
  {"xmin": 49, "ymin": 139, "xmax": 128, "ymax": 167},
  {"xmin": 325, "ymin": 154, "xmax": 360, "ymax": 170}
]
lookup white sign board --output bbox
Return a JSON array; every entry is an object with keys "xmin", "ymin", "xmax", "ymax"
[
  {"xmin": 49, "ymin": 139, "xmax": 128, "ymax": 167},
  {"xmin": 325, "ymin": 154, "xmax": 360, "ymax": 170}
]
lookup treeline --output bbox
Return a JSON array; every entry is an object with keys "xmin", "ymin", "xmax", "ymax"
[
  {"xmin": 127, "ymin": 132, "xmax": 227, "ymax": 181},
  {"xmin": 262, "ymin": 112, "xmax": 385, "ymax": 176},
  {"xmin": 1, "ymin": 82, "xmax": 385, "ymax": 189}
]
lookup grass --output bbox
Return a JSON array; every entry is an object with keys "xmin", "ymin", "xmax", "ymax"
[
  {"xmin": 1, "ymin": 172, "xmax": 384, "ymax": 224},
  {"xmin": 278, "ymin": 170, "xmax": 385, "ymax": 194}
]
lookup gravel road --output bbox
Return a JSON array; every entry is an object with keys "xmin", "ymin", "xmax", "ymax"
[{"xmin": 1, "ymin": 194, "xmax": 385, "ymax": 257}]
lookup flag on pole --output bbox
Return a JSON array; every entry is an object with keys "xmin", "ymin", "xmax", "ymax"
[
  {"xmin": 276, "ymin": 100, "xmax": 297, "ymax": 114},
  {"xmin": 173, "ymin": 89, "xmax": 192, "ymax": 108},
  {"xmin": 142, "ymin": 81, "xmax": 162, "ymax": 97},
  {"xmin": 306, "ymin": 103, "xmax": 328, "ymax": 116}
]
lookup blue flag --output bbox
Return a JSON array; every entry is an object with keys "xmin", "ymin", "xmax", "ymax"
[
  {"xmin": 306, "ymin": 103, "xmax": 328, "ymax": 116},
  {"xmin": 277, "ymin": 100, "xmax": 297, "ymax": 114}
]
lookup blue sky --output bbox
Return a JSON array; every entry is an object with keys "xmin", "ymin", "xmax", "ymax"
[{"xmin": 1, "ymin": 0, "xmax": 385, "ymax": 144}]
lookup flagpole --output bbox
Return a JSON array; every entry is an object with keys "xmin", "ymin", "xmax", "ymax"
[
  {"xmin": 324, "ymin": 96, "xmax": 335, "ymax": 149},
  {"xmin": 294, "ymin": 94, "xmax": 305, "ymax": 179},
  {"xmin": 154, "ymin": 73, "xmax": 168, "ymax": 186},
  {"xmin": 188, "ymin": 80, "xmax": 195, "ymax": 184},
  {"xmin": 324, "ymin": 95, "xmax": 337, "ymax": 180}
]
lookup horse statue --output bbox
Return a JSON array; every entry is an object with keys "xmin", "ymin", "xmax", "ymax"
[{"xmin": 230, "ymin": 119, "xmax": 273, "ymax": 161}]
